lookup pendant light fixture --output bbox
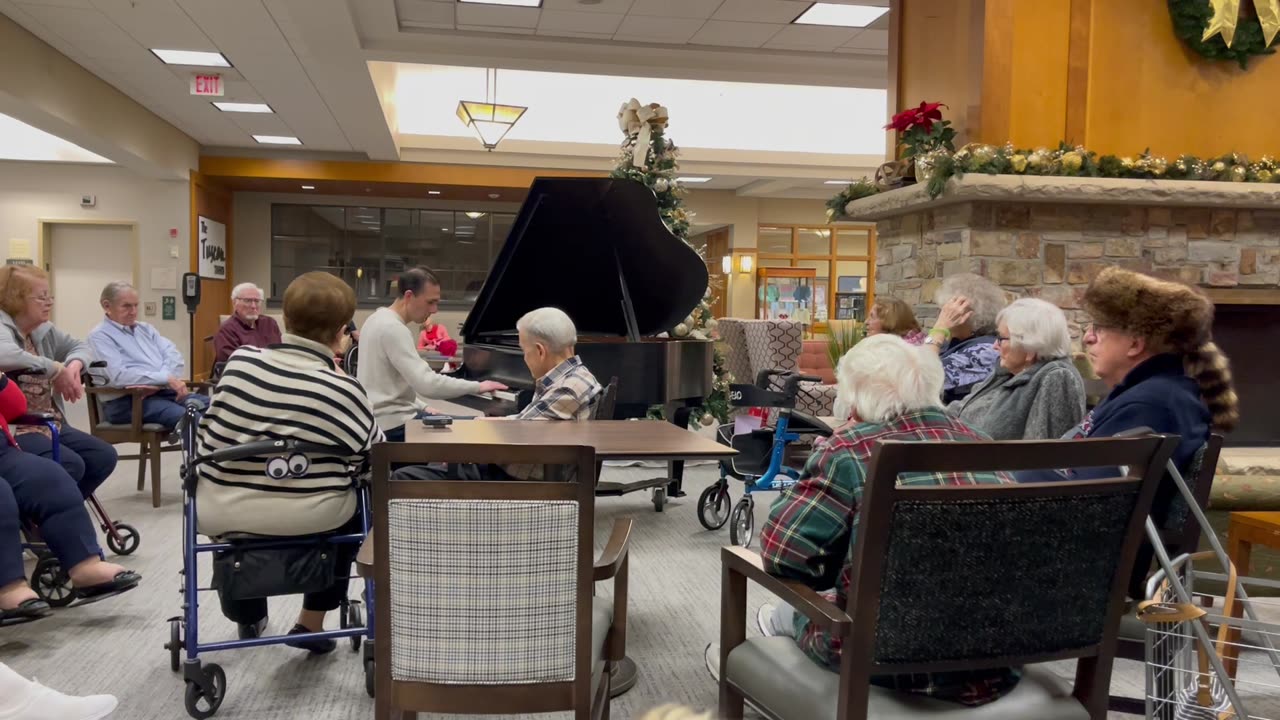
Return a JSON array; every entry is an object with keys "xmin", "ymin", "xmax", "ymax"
[{"xmin": 456, "ymin": 68, "xmax": 526, "ymax": 151}]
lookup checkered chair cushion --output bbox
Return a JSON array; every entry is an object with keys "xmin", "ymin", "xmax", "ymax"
[
  {"xmin": 718, "ymin": 318, "xmax": 836, "ymax": 418},
  {"xmin": 387, "ymin": 498, "xmax": 579, "ymax": 684}
]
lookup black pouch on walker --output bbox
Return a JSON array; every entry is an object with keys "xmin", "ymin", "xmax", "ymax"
[{"xmin": 212, "ymin": 542, "xmax": 336, "ymax": 600}]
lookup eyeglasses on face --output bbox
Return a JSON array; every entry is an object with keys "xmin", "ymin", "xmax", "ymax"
[
  {"xmin": 31, "ymin": 294, "xmax": 54, "ymax": 304},
  {"xmin": 235, "ymin": 297, "xmax": 263, "ymax": 305}
]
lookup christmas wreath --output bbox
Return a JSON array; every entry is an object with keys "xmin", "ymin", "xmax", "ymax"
[{"xmin": 1168, "ymin": 0, "xmax": 1280, "ymax": 68}]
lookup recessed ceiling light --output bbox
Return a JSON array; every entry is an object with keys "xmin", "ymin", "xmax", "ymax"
[
  {"xmin": 824, "ymin": 180, "xmax": 854, "ymax": 185},
  {"xmin": 253, "ymin": 135, "xmax": 301, "ymax": 145},
  {"xmin": 301, "ymin": 185, "xmax": 315, "ymax": 190},
  {"xmin": 213, "ymin": 102, "xmax": 272, "ymax": 113},
  {"xmin": 678, "ymin": 177, "xmax": 712, "ymax": 183},
  {"xmin": 792, "ymin": 3, "xmax": 888, "ymax": 28},
  {"xmin": 151, "ymin": 49, "xmax": 230, "ymax": 67},
  {"xmin": 488, "ymin": 193, "xmax": 501, "ymax": 199},
  {"xmin": 458, "ymin": 0, "xmax": 541, "ymax": 7},
  {"xmin": 428, "ymin": 191, "xmax": 442, "ymax": 195}
]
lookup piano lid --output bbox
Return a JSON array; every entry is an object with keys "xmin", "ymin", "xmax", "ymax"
[{"xmin": 462, "ymin": 177, "xmax": 710, "ymax": 342}]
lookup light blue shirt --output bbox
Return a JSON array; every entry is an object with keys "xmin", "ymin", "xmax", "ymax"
[{"xmin": 87, "ymin": 317, "xmax": 184, "ymax": 388}]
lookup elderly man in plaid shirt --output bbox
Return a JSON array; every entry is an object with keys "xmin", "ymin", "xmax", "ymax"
[{"xmin": 704, "ymin": 334, "xmax": 1020, "ymax": 707}]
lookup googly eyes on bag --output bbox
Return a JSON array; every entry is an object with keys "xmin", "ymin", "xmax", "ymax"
[
  {"xmin": 266, "ymin": 456, "xmax": 290, "ymax": 479},
  {"xmin": 287, "ymin": 453, "xmax": 310, "ymax": 476}
]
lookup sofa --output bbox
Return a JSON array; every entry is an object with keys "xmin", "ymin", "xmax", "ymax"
[{"xmin": 717, "ymin": 319, "xmax": 837, "ymax": 418}]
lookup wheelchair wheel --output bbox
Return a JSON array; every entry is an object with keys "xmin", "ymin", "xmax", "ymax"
[
  {"xmin": 105, "ymin": 523, "xmax": 140, "ymax": 556},
  {"xmin": 728, "ymin": 497, "xmax": 755, "ymax": 549},
  {"xmin": 697, "ymin": 482, "xmax": 731, "ymax": 530},
  {"xmin": 342, "ymin": 599, "xmax": 363, "ymax": 652},
  {"xmin": 30, "ymin": 557, "xmax": 75, "ymax": 608},
  {"xmin": 183, "ymin": 662, "xmax": 226, "ymax": 719},
  {"xmin": 167, "ymin": 618, "xmax": 184, "ymax": 673},
  {"xmin": 652, "ymin": 486, "xmax": 666, "ymax": 512}
]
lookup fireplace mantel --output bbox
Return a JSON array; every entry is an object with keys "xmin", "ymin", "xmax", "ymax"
[{"xmin": 842, "ymin": 174, "xmax": 1280, "ymax": 222}]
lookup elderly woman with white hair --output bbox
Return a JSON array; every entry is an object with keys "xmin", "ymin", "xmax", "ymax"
[
  {"xmin": 214, "ymin": 281, "xmax": 281, "ymax": 365},
  {"xmin": 923, "ymin": 273, "xmax": 1007, "ymax": 404},
  {"xmin": 721, "ymin": 334, "xmax": 1019, "ymax": 707},
  {"xmin": 947, "ymin": 298, "xmax": 1086, "ymax": 440}
]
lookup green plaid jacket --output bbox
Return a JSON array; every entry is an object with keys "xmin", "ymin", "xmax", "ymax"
[{"xmin": 759, "ymin": 407, "xmax": 1021, "ymax": 706}]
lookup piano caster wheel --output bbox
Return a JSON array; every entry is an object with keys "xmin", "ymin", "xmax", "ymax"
[{"xmin": 652, "ymin": 487, "xmax": 667, "ymax": 512}]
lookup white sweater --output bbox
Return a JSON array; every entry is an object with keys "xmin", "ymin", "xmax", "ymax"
[{"xmin": 357, "ymin": 307, "xmax": 482, "ymax": 431}]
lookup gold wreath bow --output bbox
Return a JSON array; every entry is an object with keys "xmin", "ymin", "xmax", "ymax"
[
  {"xmin": 616, "ymin": 98, "xmax": 669, "ymax": 169},
  {"xmin": 1203, "ymin": 0, "xmax": 1280, "ymax": 48}
]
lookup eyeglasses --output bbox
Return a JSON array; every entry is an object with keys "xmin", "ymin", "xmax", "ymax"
[
  {"xmin": 31, "ymin": 294, "xmax": 54, "ymax": 304},
  {"xmin": 995, "ymin": 335, "xmax": 1011, "ymax": 345},
  {"xmin": 235, "ymin": 297, "xmax": 263, "ymax": 306}
]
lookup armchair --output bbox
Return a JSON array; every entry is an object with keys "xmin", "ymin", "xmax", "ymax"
[
  {"xmin": 717, "ymin": 318, "xmax": 837, "ymax": 418},
  {"xmin": 717, "ymin": 434, "xmax": 1178, "ymax": 720},
  {"xmin": 369, "ymin": 441, "xmax": 631, "ymax": 720}
]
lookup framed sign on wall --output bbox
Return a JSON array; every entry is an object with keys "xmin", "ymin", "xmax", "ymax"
[{"xmin": 198, "ymin": 216, "xmax": 227, "ymax": 280}]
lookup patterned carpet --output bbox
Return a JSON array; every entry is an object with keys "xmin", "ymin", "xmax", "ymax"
[{"xmin": 3, "ymin": 406, "xmax": 1278, "ymax": 719}]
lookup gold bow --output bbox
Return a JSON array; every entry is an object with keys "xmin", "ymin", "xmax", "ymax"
[
  {"xmin": 1203, "ymin": 0, "xmax": 1280, "ymax": 48},
  {"xmin": 616, "ymin": 98, "xmax": 669, "ymax": 169}
]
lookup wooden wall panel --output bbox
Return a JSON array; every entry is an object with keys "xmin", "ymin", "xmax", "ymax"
[{"xmin": 190, "ymin": 171, "xmax": 233, "ymax": 381}]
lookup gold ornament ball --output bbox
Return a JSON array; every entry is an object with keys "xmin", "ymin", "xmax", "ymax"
[
  {"xmin": 1213, "ymin": 161, "xmax": 1227, "ymax": 173},
  {"xmin": 673, "ymin": 323, "xmax": 690, "ymax": 337},
  {"xmin": 1231, "ymin": 166, "xmax": 1248, "ymax": 182},
  {"xmin": 1261, "ymin": 169, "xmax": 1276, "ymax": 183},
  {"xmin": 700, "ymin": 414, "xmax": 716, "ymax": 427},
  {"xmin": 1060, "ymin": 151, "xmax": 1084, "ymax": 173}
]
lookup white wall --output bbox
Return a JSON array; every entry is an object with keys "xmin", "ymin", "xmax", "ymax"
[{"xmin": 0, "ymin": 160, "xmax": 192, "ymax": 365}]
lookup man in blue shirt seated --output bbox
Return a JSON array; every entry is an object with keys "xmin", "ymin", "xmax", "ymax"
[{"xmin": 86, "ymin": 281, "xmax": 208, "ymax": 430}]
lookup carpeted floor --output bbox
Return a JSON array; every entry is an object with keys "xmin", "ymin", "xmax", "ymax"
[{"xmin": 3, "ymin": 406, "xmax": 1278, "ymax": 719}]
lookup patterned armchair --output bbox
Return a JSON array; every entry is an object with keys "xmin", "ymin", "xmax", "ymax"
[
  {"xmin": 369, "ymin": 442, "xmax": 632, "ymax": 720},
  {"xmin": 718, "ymin": 318, "xmax": 838, "ymax": 418}
]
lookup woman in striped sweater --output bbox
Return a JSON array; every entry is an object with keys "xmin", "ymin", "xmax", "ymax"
[{"xmin": 196, "ymin": 272, "xmax": 382, "ymax": 653}]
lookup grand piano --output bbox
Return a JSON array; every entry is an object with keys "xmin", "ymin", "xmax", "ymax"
[{"xmin": 449, "ymin": 176, "xmax": 716, "ymax": 502}]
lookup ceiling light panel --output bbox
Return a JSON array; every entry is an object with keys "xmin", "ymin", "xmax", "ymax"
[
  {"xmin": 792, "ymin": 4, "xmax": 889, "ymax": 28},
  {"xmin": 151, "ymin": 49, "xmax": 231, "ymax": 67},
  {"xmin": 213, "ymin": 102, "xmax": 273, "ymax": 113},
  {"xmin": 678, "ymin": 176, "xmax": 712, "ymax": 183},
  {"xmin": 458, "ymin": 0, "xmax": 542, "ymax": 7},
  {"xmin": 253, "ymin": 135, "xmax": 302, "ymax": 145}
]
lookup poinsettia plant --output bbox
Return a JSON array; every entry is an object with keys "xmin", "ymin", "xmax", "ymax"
[{"xmin": 885, "ymin": 101, "xmax": 957, "ymax": 159}]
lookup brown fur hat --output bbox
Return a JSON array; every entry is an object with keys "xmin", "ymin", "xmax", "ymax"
[{"xmin": 1082, "ymin": 267, "xmax": 1213, "ymax": 352}]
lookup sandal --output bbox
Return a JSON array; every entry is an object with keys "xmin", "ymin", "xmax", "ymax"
[
  {"xmin": 0, "ymin": 598, "xmax": 53, "ymax": 627},
  {"xmin": 71, "ymin": 570, "xmax": 141, "ymax": 607}
]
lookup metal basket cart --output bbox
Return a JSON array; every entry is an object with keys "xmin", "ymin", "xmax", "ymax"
[{"xmin": 1136, "ymin": 455, "xmax": 1280, "ymax": 720}]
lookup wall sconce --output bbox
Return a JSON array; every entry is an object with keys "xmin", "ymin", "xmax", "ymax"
[
  {"xmin": 738, "ymin": 255, "xmax": 754, "ymax": 273},
  {"xmin": 721, "ymin": 255, "xmax": 732, "ymax": 274}
]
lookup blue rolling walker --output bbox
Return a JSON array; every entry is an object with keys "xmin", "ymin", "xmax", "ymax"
[
  {"xmin": 697, "ymin": 370, "xmax": 833, "ymax": 548},
  {"xmin": 168, "ymin": 404, "xmax": 374, "ymax": 719}
]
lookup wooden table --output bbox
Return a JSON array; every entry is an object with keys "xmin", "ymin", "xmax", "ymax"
[
  {"xmin": 1224, "ymin": 511, "xmax": 1280, "ymax": 677},
  {"xmin": 360, "ymin": 419, "xmax": 735, "ymax": 697}
]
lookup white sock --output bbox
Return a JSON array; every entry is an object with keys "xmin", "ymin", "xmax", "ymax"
[{"xmin": 0, "ymin": 663, "xmax": 35, "ymax": 711}]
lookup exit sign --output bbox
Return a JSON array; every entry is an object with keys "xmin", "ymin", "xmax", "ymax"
[{"xmin": 190, "ymin": 74, "xmax": 223, "ymax": 96}]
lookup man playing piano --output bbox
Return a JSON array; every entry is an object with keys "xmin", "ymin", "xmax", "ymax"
[
  {"xmin": 395, "ymin": 306, "xmax": 601, "ymax": 481},
  {"xmin": 357, "ymin": 266, "xmax": 506, "ymax": 442}
]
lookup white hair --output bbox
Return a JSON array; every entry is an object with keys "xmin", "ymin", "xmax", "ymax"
[
  {"xmin": 934, "ymin": 272, "xmax": 1006, "ymax": 335},
  {"xmin": 836, "ymin": 333, "xmax": 944, "ymax": 424},
  {"xmin": 997, "ymin": 298, "xmax": 1072, "ymax": 360},
  {"xmin": 100, "ymin": 281, "xmax": 136, "ymax": 306},
  {"xmin": 231, "ymin": 282, "xmax": 264, "ymax": 301},
  {"xmin": 517, "ymin": 307, "xmax": 578, "ymax": 354}
]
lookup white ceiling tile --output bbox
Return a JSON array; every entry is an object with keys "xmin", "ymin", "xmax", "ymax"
[
  {"xmin": 454, "ymin": 4, "xmax": 539, "ymax": 28},
  {"xmin": 224, "ymin": 112, "xmax": 292, "ymax": 135},
  {"xmin": 394, "ymin": 0, "xmax": 455, "ymax": 27},
  {"xmin": 537, "ymin": 9, "xmax": 622, "ymax": 33},
  {"xmin": 688, "ymin": 19, "xmax": 780, "ymax": 47},
  {"xmin": 840, "ymin": 27, "xmax": 887, "ymax": 50},
  {"xmin": 541, "ymin": 0, "xmax": 633, "ymax": 14},
  {"xmin": 90, "ymin": 0, "xmax": 214, "ymax": 50},
  {"xmin": 455, "ymin": 23, "xmax": 537, "ymax": 33},
  {"xmin": 763, "ymin": 24, "xmax": 858, "ymax": 51},
  {"xmin": 710, "ymin": 0, "xmax": 807, "ymax": 24},
  {"xmin": 626, "ymin": 0, "xmax": 721, "ymax": 19},
  {"xmin": 614, "ymin": 14, "xmax": 701, "ymax": 42},
  {"xmin": 18, "ymin": 4, "xmax": 144, "ymax": 59},
  {"xmin": 176, "ymin": 0, "xmax": 291, "ymax": 59}
]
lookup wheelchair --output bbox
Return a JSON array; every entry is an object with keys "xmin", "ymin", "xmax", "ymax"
[
  {"xmin": 697, "ymin": 369, "xmax": 834, "ymax": 548},
  {"xmin": 8, "ymin": 367, "xmax": 140, "ymax": 610},
  {"xmin": 168, "ymin": 402, "xmax": 374, "ymax": 719}
]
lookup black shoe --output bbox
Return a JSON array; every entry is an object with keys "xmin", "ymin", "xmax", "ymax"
[
  {"xmin": 237, "ymin": 616, "xmax": 268, "ymax": 639},
  {"xmin": 0, "ymin": 598, "xmax": 53, "ymax": 627},
  {"xmin": 284, "ymin": 623, "xmax": 336, "ymax": 655}
]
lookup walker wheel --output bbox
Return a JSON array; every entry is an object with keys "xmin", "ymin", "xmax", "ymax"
[
  {"xmin": 365, "ymin": 658, "xmax": 376, "ymax": 698},
  {"xmin": 106, "ymin": 523, "xmax": 140, "ymax": 556},
  {"xmin": 343, "ymin": 599, "xmax": 364, "ymax": 652},
  {"xmin": 167, "ymin": 618, "xmax": 183, "ymax": 672},
  {"xmin": 30, "ymin": 556, "xmax": 75, "ymax": 608},
  {"xmin": 697, "ymin": 483, "xmax": 731, "ymax": 530},
  {"xmin": 729, "ymin": 498, "xmax": 755, "ymax": 548},
  {"xmin": 183, "ymin": 662, "xmax": 226, "ymax": 719},
  {"xmin": 652, "ymin": 487, "xmax": 667, "ymax": 512}
]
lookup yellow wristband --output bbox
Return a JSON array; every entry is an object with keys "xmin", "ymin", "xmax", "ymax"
[{"xmin": 929, "ymin": 327, "xmax": 951, "ymax": 339}]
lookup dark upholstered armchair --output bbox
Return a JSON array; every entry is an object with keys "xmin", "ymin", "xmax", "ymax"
[{"xmin": 718, "ymin": 434, "xmax": 1178, "ymax": 720}]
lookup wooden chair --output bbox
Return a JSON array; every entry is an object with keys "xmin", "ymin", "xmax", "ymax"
[
  {"xmin": 1107, "ymin": 434, "xmax": 1225, "ymax": 715},
  {"xmin": 370, "ymin": 441, "xmax": 632, "ymax": 720},
  {"xmin": 718, "ymin": 434, "xmax": 1178, "ymax": 720}
]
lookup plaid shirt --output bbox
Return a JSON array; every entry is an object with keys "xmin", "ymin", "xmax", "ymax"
[
  {"xmin": 504, "ymin": 355, "xmax": 601, "ymax": 480},
  {"xmin": 759, "ymin": 407, "xmax": 1021, "ymax": 706}
]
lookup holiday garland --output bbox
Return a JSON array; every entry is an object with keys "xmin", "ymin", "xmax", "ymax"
[
  {"xmin": 1169, "ymin": 0, "xmax": 1280, "ymax": 68},
  {"xmin": 827, "ymin": 143, "xmax": 1280, "ymax": 221},
  {"xmin": 611, "ymin": 99, "xmax": 731, "ymax": 426}
]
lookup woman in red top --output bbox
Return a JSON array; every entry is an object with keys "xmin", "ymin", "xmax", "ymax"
[
  {"xmin": 0, "ymin": 374, "xmax": 139, "ymax": 624},
  {"xmin": 417, "ymin": 317, "xmax": 451, "ymax": 351}
]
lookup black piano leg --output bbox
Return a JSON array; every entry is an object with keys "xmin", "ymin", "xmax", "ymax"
[{"xmin": 666, "ymin": 406, "xmax": 692, "ymax": 498}]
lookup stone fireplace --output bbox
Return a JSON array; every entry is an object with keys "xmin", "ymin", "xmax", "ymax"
[{"xmin": 843, "ymin": 175, "xmax": 1280, "ymax": 445}]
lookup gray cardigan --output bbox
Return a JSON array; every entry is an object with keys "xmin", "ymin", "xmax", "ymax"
[
  {"xmin": 0, "ymin": 309, "xmax": 96, "ymax": 414},
  {"xmin": 947, "ymin": 357, "xmax": 1086, "ymax": 440}
]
